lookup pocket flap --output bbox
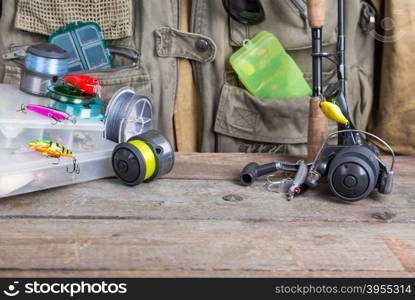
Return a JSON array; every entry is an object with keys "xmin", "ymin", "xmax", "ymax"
[
  {"xmin": 214, "ymin": 83, "xmax": 310, "ymax": 144},
  {"xmin": 155, "ymin": 27, "xmax": 217, "ymax": 63}
]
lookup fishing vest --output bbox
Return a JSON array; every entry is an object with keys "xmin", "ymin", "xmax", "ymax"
[{"xmin": 0, "ymin": 0, "xmax": 377, "ymax": 154}]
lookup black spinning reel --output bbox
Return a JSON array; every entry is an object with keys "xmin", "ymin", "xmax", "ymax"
[
  {"xmin": 306, "ymin": 130, "xmax": 394, "ymax": 202},
  {"xmin": 240, "ymin": 130, "xmax": 394, "ymax": 202}
]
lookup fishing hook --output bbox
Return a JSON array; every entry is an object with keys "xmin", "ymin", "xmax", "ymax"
[{"xmin": 67, "ymin": 158, "xmax": 80, "ymax": 174}]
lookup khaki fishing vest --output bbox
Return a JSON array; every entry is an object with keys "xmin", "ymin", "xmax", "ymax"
[
  {"xmin": 369, "ymin": 0, "xmax": 415, "ymax": 155},
  {"xmin": 0, "ymin": 0, "xmax": 377, "ymax": 154}
]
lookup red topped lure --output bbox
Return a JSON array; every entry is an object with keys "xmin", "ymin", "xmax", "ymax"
[{"xmin": 64, "ymin": 74, "xmax": 102, "ymax": 97}]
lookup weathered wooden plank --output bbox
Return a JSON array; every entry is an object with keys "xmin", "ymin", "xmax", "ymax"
[
  {"xmin": 164, "ymin": 153, "xmax": 293, "ymax": 180},
  {"xmin": 0, "ymin": 153, "xmax": 412, "ymax": 278},
  {"xmin": 1, "ymin": 270, "xmax": 413, "ymax": 278},
  {"xmin": 167, "ymin": 153, "xmax": 408, "ymax": 183},
  {"xmin": 0, "ymin": 219, "xmax": 414, "ymax": 276},
  {"xmin": 1, "ymin": 179, "xmax": 413, "ymax": 223}
]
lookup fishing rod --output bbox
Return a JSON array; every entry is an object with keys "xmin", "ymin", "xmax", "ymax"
[
  {"xmin": 329, "ymin": 0, "xmax": 361, "ymax": 145},
  {"xmin": 307, "ymin": 0, "xmax": 364, "ymax": 160},
  {"xmin": 307, "ymin": 0, "xmax": 328, "ymax": 161}
]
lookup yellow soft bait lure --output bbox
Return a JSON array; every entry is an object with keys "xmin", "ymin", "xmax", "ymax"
[
  {"xmin": 320, "ymin": 101, "xmax": 349, "ymax": 125},
  {"xmin": 28, "ymin": 140, "xmax": 79, "ymax": 174}
]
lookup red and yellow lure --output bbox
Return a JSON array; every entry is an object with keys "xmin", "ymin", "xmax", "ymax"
[{"xmin": 28, "ymin": 140, "xmax": 80, "ymax": 173}]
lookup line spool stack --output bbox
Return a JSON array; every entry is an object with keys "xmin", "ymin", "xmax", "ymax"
[
  {"xmin": 50, "ymin": 99, "xmax": 105, "ymax": 121},
  {"xmin": 20, "ymin": 43, "xmax": 69, "ymax": 96},
  {"xmin": 47, "ymin": 85, "xmax": 96, "ymax": 105},
  {"xmin": 46, "ymin": 75, "xmax": 105, "ymax": 120}
]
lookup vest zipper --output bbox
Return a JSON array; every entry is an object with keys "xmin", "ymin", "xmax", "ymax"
[
  {"xmin": 288, "ymin": 0, "xmax": 310, "ymax": 31},
  {"xmin": 4, "ymin": 45, "xmax": 140, "ymax": 72}
]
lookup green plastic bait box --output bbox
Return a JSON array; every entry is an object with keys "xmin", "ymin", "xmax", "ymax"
[
  {"xmin": 230, "ymin": 31, "xmax": 311, "ymax": 99},
  {"xmin": 49, "ymin": 21, "xmax": 114, "ymax": 72}
]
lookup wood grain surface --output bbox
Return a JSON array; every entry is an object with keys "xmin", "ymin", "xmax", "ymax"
[{"xmin": 0, "ymin": 153, "xmax": 414, "ymax": 278}]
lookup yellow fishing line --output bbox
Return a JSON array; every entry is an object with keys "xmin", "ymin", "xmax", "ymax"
[{"xmin": 129, "ymin": 140, "xmax": 156, "ymax": 180}]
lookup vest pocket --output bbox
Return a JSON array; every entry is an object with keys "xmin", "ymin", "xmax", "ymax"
[
  {"xmin": 2, "ymin": 45, "xmax": 151, "ymax": 103},
  {"xmin": 214, "ymin": 71, "xmax": 337, "ymax": 154},
  {"xmin": 80, "ymin": 65, "xmax": 152, "ymax": 103}
]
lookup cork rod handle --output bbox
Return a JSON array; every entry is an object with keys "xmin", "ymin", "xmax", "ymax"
[
  {"xmin": 307, "ymin": 97, "xmax": 328, "ymax": 162},
  {"xmin": 308, "ymin": 0, "xmax": 326, "ymax": 27}
]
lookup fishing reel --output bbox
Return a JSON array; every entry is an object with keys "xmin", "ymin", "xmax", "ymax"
[
  {"xmin": 240, "ymin": 130, "xmax": 395, "ymax": 202},
  {"xmin": 306, "ymin": 130, "xmax": 394, "ymax": 202}
]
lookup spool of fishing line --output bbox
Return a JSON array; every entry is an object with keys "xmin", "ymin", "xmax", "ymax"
[
  {"xmin": 50, "ymin": 99, "xmax": 105, "ymax": 120},
  {"xmin": 47, "ymin": 84, "xmax": 96, "ymax": 105},
  {"xmin": 112, "ymin": 130, "xmax": 175, "ymax": 186},
  {"xmin": 20, "ymin": 43, "xmax": 68, "ymax": 96},
  {"xmin": 105, "ymin": 87, "xmax": 153, "ymax": 143}
]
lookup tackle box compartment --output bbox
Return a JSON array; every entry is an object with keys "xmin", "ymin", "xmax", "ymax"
[
  {"xmin": 0, "ymin": 84, "xmax": 105, "ymax": 151},
  {"xmin": 0, "ymin": 139, "xmax": 116, "ymax": 198}
]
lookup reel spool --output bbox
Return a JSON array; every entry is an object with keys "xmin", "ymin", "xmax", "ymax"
[
  {"xmin": 20, "ymin": 43, "xmax": 68, "ymax": 96},
  {"xmin": 112, "ymin": 130, "xmax": 174, "ymax": 186},
  {"xmin": 105, "ymin": 87, "xmax": 153, "ymax": 143}
]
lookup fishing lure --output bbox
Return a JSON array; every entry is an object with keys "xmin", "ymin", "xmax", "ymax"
[
  {"xmin": 28, "ymin": 140, "xmax": 80, "ymax": 174},
  {"xmin": 320, "ymin": 101, "xmax": 349, "ymax": 125},
  {"xmin": 64, "ymin": 75, "xmax": 102, "ymax": 97},
  {"xmin": 18, "ymin": 104, "xmax": 76, "ymax": 124}
]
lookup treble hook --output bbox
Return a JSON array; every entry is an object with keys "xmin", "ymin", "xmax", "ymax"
[
  {"xmin": 265, "ymin": 175, "xmax": 293, "ymax": 194},
  {"xmin": 67, "ymin": 158, "xmax": 80, "ymax": 174},
  {"xmin": 17, "ymin": 104, "xmax": 26, "ymax": 113}
]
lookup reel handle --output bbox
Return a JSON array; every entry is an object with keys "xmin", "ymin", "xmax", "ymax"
[{"xmin": 308, "ymin": 0, "xmax": 326, "ymax": 28}]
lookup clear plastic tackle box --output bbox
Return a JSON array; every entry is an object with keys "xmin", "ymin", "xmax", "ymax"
[
  {"xmin": 0, "ymin": 139, "xmax": 116, "ymax": 198},
  {"xmin": 0, "ymin": 84, "xmax": 105, "ymax": 151}
]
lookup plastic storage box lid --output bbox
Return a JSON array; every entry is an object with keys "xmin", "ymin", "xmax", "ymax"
[
  {"xmin": 27, "ymin": 43, "xmax": 69, "ymax": 59},
  {"xmin": 0, "ymin": 139, "xmax": 116, "ymax": 198},
  {"xmin": 49, "ymin": 21, "xmax": 114, "ymax": 72},
  {"xmin": 0, "ymin": 84, "xmax": 105, "ymax": 133}
]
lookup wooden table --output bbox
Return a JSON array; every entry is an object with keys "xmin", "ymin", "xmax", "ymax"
[{"xmin": 0, "ymin": 153, "xmax": 414, "ymax": 278}]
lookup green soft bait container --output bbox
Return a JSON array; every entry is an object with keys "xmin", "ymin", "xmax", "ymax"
[{"xmin": 230, "ymin": 31, "xmax": 312, "ymax": 99}]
